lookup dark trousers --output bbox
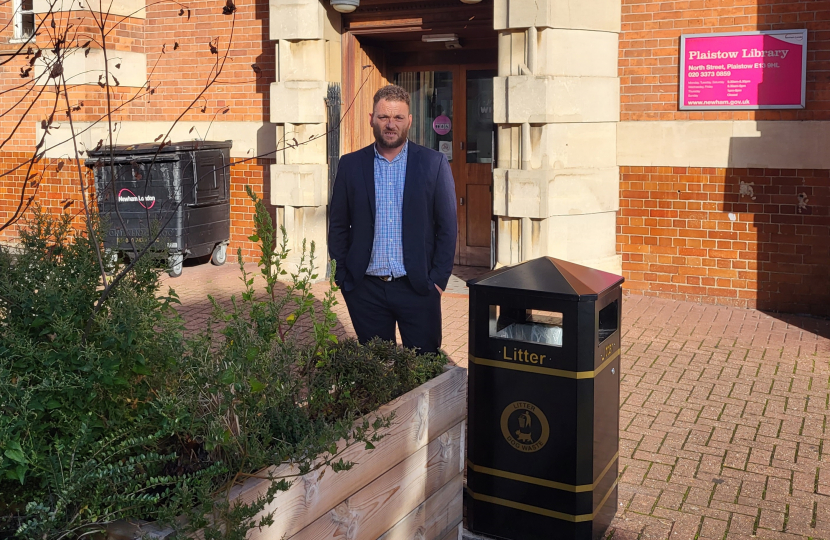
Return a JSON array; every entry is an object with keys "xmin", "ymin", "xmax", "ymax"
[{"xmin": 342, "ymin": 275, "xmax": 443, "ymax": 354}]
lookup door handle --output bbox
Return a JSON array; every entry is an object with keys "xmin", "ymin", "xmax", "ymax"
[{"xmin": 459, "ymin": 197, "xmax": 465, "ymax": 206}]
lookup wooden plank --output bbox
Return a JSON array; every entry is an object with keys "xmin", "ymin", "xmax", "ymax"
[
  {"xmin": 375, "ymin": 473, "xmax": 463, "ymax": 540},
  {"xmin": 289, "ymin": 421, "xmax": 465, "ymax": 540},
  {"xmin": 344, "ymin": 0, "xmax": 493, "ymax": 37},
  {"xmin": 348, "ymin": 18, "xmax": 422, "ymax": 29},
  {"xmin": 233, "ymin": 367, "xmax": 466, "ymax": 540},
  {"xmin": 466, "ymin": 184, "xmax": 491, "ymax": 248},
  {"xmin": 342, "ymin": 32, "xmax": 389, "ymax": 154}
]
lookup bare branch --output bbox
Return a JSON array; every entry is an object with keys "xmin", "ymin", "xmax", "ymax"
[
  {"xmin": 81, "ymin": 7, "xmax": 240, "ymax": 338},
  {"xmin": 59, "ymin": 62, "xmax": 109, "ymax": 290}
]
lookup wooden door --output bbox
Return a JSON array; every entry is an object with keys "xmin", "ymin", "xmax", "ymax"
[
  {"xmin": 457, "ymin": 67, "xmax": 496, "ymax": 267},
  {"xmin": 389, "ymin": 65, "xmax": 495, "ymax": 267}
]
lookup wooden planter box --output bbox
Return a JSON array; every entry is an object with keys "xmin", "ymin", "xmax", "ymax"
[{"xmin": 113, "ymin": 366, "xmax": 467, "ymax": 540}]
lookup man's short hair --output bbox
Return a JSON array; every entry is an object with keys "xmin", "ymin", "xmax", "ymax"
[{"xmin": 373, "ymin": 85, "xmax": 411, "ymax": 110}]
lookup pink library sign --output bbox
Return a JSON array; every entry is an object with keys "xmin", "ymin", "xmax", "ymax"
[{"xmin": 680, "ymin": 30, "xmax": 807, "ymax": 110}]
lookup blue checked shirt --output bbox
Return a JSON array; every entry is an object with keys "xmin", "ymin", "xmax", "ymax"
[{"xmin": 365, "ymin": 141, "xmax": 408, "ymax": 278}]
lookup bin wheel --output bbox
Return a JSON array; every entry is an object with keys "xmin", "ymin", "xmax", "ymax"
[
  {"xmin": 211, "ymin": 244, "xmax": 227, "ymax": 266},
  {"xmin": 168, "ymin": 253, "xmax": 184, "ymax": 278},
  {"xmin": 104, "ymin": 249, "xmax": 119, "ymax": 273}
]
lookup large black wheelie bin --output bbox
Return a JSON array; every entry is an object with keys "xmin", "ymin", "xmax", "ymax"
[
  {"xmin": 86, "ymin": 140, "xmax": 232, "ymax": 277},
  {"xmin": 466, "ymin": 257, "xmax": 624, "ymax": 540}
]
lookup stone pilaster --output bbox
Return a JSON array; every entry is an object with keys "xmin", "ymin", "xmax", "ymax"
[
  {"xmin": 269, "ymin": 0, "xmax": 340, "ymax": 273},
  {"xmin": 493, "ymin": 0, "xmax": 622, "ymax": 273}
]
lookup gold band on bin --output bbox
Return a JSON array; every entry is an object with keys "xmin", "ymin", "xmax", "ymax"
[
  {"xmin": 468, "ymin": 349, "xmax": 620, "ymax": 379},
  {"xmin": 465, "ymin": 479, "xmax": 619, "ymax": 523},
  {"xmin": 467, "ymin": 452, "xmax": 618, "ymax": 493}
]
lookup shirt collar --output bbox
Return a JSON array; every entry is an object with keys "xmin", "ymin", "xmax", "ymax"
[{"xmin": 374, "ymin": 140, "xmax": 408, "ymax": 164}]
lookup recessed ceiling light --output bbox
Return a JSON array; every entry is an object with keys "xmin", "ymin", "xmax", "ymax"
[{"xmin": 422, "ymin": 34, "xmax": 459, "ymax": 43}]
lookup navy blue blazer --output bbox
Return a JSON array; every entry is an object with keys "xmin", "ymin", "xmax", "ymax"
[{"xmin": 328, "ymin": 142, "xmax": 458, "ymax": 296}]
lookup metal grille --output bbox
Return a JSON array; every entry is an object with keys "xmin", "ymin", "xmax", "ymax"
[
  {"xmin": 326, "ymin": 83, "xmax": 341, "ymax": 206},
  {"xmin": 325, "ymin": 83, "xmax": 342, "ymax": 279}
]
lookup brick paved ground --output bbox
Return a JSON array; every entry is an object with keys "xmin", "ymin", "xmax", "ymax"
[
  {"xmin": 166, "ymin": 261, "xmax": 830, "ymax": 540},
  {"xmin": 615, "ymin": 297, "xmax": 830, "ymax": 540},
  {"xmin": 167, "ymin": 261, "xmax": 480, "ymax": 361}
]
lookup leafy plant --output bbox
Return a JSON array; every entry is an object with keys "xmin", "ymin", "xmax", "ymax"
[
  {"xmin": 13, "ymin": 425, "xmax": 222, "ymax": 540},
  {"xmin": 0, "ymin": 193, "xmax": 448, "ymax": 540},
  {"xmin": 0, "ymin": 206, "xmax": 183, "ymax": 493},
  {"xmin": 0, "ymin": 0, "xmax": 408, "ymax": 535}
]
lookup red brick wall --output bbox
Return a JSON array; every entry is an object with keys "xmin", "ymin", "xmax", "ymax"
[
  {"xmin": 618, "ymin": 166, "xmax": 830, "ymax": 316},
  {"xmin": 142, "ymin": 0, "xmax": 274, "ymax": 124},
  {"xmin": 0, "ymin": 156, "xmax": 73, "ymax": 239},
  {"xmin": 618, "ymin": 1, "xmax": 830, "ymax": 316},
  {"xmin": 620, "ymin": 0, "xmax": 830, "ymax": 121},
  {"xmin": 229, "ymin": 159, "xmax": 270, "ymax": 262},
  {"xmin": 0, "ymin": 0, "xmax": 275, "ymax": 261}
]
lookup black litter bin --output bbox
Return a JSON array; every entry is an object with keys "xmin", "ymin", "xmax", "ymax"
[
  {"xmin": 86, "ymin": 140, "xmax": 232, "ymax": 277},
  {"xmin": 466, "ymin": 257, "xmax": 624, "ymax": 540}
]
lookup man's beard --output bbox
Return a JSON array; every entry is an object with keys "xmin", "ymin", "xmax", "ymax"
[{"xmin": 373, "ymin": 122, "xmax": 410, "ymax": 149}]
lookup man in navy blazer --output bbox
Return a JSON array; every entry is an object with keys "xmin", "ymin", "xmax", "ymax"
[{"xmin": 329, "ymin": 85, "xmax": 457, "ymax": 354}]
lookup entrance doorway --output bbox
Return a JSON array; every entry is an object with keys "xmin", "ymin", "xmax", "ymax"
[
  {"xmin": 392, "ymin": 66, "xmax": 495, "ymax": 266},
  {"xmin": 340, "ymin": 0, "xmax": 498, "ymax": 268}
]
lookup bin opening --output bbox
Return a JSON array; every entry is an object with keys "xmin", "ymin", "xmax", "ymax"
[
  {"xmin": 598, "ymin": 300, "xmax": 618, "ymax": 343},
  {"xmin": 489, "ymin": 306, "xmax": 563, "ymax": 347}
]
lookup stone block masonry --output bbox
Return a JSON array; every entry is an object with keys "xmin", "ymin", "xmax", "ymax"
[
  {"xmin": 267, "ymin": 0, "xmax": 339, "ymax": 271},
  {"xmin": 493, "ymin": 0, "xmax": 622, "ymax": 273}
]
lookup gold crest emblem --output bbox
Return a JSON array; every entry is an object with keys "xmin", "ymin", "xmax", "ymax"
[{"xmin": 500, "ymin": 401, "xmax": 550, "ymax": 453}]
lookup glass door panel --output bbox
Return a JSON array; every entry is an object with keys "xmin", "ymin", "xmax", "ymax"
[
  {"xmin": 465, "ymin": 70, "xmax": 496, "ymax": 164},
  {"xmin": 392, "ymin": 66, "xmax": 495, "ymax": 267},
  {"xmin": 394, "ymin": 71, "xmax": 454, "ymax": 161}
]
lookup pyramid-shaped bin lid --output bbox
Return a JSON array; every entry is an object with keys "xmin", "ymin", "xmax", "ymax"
[{"xmin": 467, "ymin": 257, "xmax": 624, "ymax": 301}]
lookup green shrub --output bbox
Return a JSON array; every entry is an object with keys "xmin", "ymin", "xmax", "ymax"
[
  {"xmin": 307, "ymin": 338, "xmax": 447, "ymax": 422},
  {"xmin": 0, "ymin": 190, "xmax": 448, "ymax": 540},
  {"xmin": 0, "ymin": 207, "xmax": 185, "ymax": 495}
]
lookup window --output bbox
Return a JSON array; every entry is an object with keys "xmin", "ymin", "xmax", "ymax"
[
  {"xmin": 394, "ymin": 71, "xmax": 453, "ymax": 160},
  {"xmin": 465, "ymin": 70, "xmax": 496, "ymax": 164},
  {"xmin": 13, "ymin": 0, "xmax": 35, "ymax": 41}
]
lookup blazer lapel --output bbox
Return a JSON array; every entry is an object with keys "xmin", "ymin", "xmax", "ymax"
[
  {"xmin": 402, "ymin": 142, "xmax": 420, "ymax": 224},
  {"xmin": 361, "ymin": 144, "xmax": 376, "ymax": 223}
]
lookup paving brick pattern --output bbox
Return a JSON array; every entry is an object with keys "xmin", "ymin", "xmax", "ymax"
[
  {"xmin": 614, "ymin": 296, "xmax": 830, "ymax": 540},
  {"xmin": 166, "ymin": 262, "xmax": 830, "ymax": 540},
  {"xmin": 167, "ymin": 262, "xmax": 479, "ymax": 362}
]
